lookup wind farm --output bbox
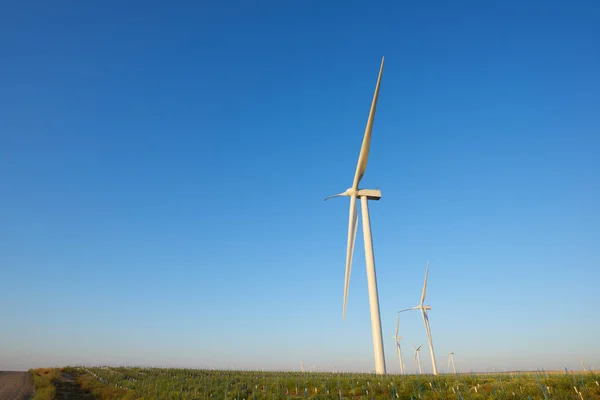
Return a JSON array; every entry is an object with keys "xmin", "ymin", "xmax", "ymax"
[
  {"xmin": 2, "ymin": 1, "xmax": 599, "ymax": 398},
  {"xmin": 14, "ymin": 56, "xmax": 598, "ymax": 400}
]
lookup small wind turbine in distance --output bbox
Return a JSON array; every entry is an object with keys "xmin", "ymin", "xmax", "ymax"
[
  {"xmin": 413, "ymin": 344, "xmax": 423, "ymax": 375},
  {"xmin": 324, "ymin": 57, "xmax": 386, "ymax": 375},
  {"xmin": 398, "ymin": 261, "xmax": 438, "ymax": 375},
  {"xmin": 580, "ymin": 357, "xmax": 584, "ymax": 370},
  {"xmin": 448, "ymin": 352, "xmax": 457, "ymax": 374},
  {"xmin": 392, "ymin": 314, "xmax": 405, "ymax": 375}
]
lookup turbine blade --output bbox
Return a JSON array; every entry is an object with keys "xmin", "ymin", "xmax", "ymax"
[
  {"xmin": 420, "ymin": 261, "xmax": 429, "ymax": 306},
  {"xmin": 395, "ymin": 313, "xmax": 400, "ymax": 337},
  {"xmin": 422, "ymin": 311, "xmax": 434, "ymax": 351},
  {"xmin": 352, "ymin": 57, "xmax": 385, "ymax": 190},
  {"xmin": 324, "ymin": 192, "xmax": 347, "ymax": 201},
  {"xmin": 342, "ymin": 195, "xmax": 359, "ymax": 318}
]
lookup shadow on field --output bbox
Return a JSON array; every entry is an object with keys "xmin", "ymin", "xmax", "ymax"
[{"xmin": 53, "ymin": 373, "xmax": 96, "ymax": 400}]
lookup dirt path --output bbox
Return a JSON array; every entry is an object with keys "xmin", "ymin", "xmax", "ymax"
[
  {"xmin": 0, "ymin": 371, "xmax": 34, "ymax": 400},
  {"xmin": 54, "ymin": 373, "xmax": 96, "ymax": 400}
]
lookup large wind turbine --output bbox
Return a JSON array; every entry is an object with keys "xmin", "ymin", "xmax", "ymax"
[
  {"xmin": 392, "ymin": 314, "xmax": 405, "ymax": 375},
  {"xmin": 325, "ymin": 57, "xmax": 386, "ymax": 374},
  {"xmin": 448, "ymin": 352, "xmax": 456, "ymax": 374},
  {"xmin": 413, "ymin": 345, "xmax": 423, "ymax": 375},
  {"xmin": 398, "ymin": 261, "xmax": 438, "ymax": 375}
]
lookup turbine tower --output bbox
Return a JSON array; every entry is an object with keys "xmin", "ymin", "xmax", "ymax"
[
  {"xmin": 413, "ymin": 345, "xmax": 423, "ymax": 375},
  {"xmin": 392, "ymin": 314, "xmax": 405, "ymax": 375},
  {"xmin": 398, "ymin": 261, "xmax": 438, "ymax": 375},
  {"xmin": 448, "ymin": 352, "xmax": 456, "ymax": 374},
  {"xmin": 325, "ymin": 57, "xmax": 386, "ymax": 375}
]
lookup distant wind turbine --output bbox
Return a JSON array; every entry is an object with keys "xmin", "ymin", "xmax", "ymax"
[
  {"xmin": 448, "ymin": 352, "xmax": 456, "ymax": 374},
  {"xmin": 398, "ymin": 261, "xmax": 438, "ymax": 375},
  {"xmin": 392, "ymin": 314, "xmax": 405, "ymax": 375},
  {"xmin": 325, "ymin": 57, "xmax": 386, "ymax": 375},
  {"xmin": 413, "ymin": 345, "xmax": 423, "ymax": 375}
]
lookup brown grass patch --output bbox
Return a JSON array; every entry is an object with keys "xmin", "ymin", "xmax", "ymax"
[{"xmin": 77, "ymin": 373, "xmax": 131, "ymax": 400}]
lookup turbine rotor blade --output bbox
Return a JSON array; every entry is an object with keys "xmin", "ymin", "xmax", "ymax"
[
  {"xmin": 420, "ymin": 261, "xmax": 430, "ymax": 306},
  {"xmin": 395, "ymin": 313, "xmax": 400, "ymax": 337},
  {"xmin": 398, "ymin": 307, "xmax": 417, "ymax": 313},
  {"xmin": 324, "ymin": 192, "xmax": 347, "ymax": 201},
  {"xmin": 342, "ymin": 195, "xmax": 358, "ymax": 318},
  {"xmin": 422, "ymin": 311, "xmax": 434, "ymax": 350},
  {"xmin": 352, "ymin": 57, "xmax": 385, "ymax": 190}
]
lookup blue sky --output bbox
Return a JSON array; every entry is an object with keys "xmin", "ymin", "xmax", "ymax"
[{"xmin": 1, "ymin": 0, "xmax": 599, "ymax": 373}]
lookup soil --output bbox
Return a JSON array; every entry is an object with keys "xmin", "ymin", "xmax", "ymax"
[
  {"xmin": 0, "ymin": 371, "xmax": 99, "ymax": 400},
  {"xmin": 0, "ymin": 371, "xmax": 34, "ymax": 400},
  {"xmin": 53, "ymin": 373, "xmax": 96, "ymax": 400}
]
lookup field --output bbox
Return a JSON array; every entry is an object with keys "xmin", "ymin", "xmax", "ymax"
[{"xmin": 26, "ymin": 366, "xmax": 600, "ymax": 400}]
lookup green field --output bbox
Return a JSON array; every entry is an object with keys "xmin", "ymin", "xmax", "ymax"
[{"xmin": 52, "ymin": 366, "xmax": 600, "ymax": 399}]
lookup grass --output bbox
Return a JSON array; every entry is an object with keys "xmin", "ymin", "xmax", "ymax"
[
  {"xmin": 29, "ymin": 368, "xmax": 61, "ymax": 400},
  {"xmin": 56, "ymin": 366, "xmax": 600, "ymax": 400},
  {"xmin": 73, "ymin": 369, "xmax": 132, "ymax": 400}
]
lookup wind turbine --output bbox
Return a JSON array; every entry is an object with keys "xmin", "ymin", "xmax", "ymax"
[
  {"xmin": 324, "ymin": 57, "xmax": 386, "ymax": 375},
  {"xmin": 398, "ymin": 261, "xmax": 438, "ymax": 375},
  {"xmin": 413, "ymin": 345, "xmax": 423, "ymax": 375},
  {"xmin": 392, "ymin": 314, "xmax": 405, "ymax": 375},
  {"xmin": 448, "ymin": 352, "xmax": 456, "ymax": 374}
]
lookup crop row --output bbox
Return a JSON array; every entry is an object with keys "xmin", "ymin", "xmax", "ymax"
[{"xmin": 63, "ymin": 366, "xmax": 600, "ymax": 400}]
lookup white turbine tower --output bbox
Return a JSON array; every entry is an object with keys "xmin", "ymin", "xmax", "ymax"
[
  {"xmin": 398, "ymin": 261, "xmax": 438, "ymax": 375},
  {"xmin": 392, "ymin": 314, "xmax": 405, "ymax": 375},
  {"xmin": 448, "ymin": 352, "xmax": 456, "ymax": 374},
  {"xmin": 413, "ymin": 345, "xmax": 423, "ymax": 375},
  {"xmin": 325, "ymin": 57, "xmax": 386, "ymax": 375}
]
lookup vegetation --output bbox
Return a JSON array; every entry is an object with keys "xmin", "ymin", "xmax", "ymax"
[
  {"xmin": 56, "ymin": 366, "xmax": 600, "ymax": 400},
  {"xmin": 29, "ymin": 368, "xmax": 60, "ymax": 400}
]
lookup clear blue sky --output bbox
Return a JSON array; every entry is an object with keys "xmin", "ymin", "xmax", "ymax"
[{"xmin": 1, "ymin": 0, "xmax": 599, "ymax": 373}]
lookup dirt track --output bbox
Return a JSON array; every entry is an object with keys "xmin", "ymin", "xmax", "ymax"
[
  {"xmin": 0, "ymin": 371, "xmax": 33, "ymax": 400},
  {"xmin": 54, "ymin": 373, "xmax": 96, "ymax": 400}
]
